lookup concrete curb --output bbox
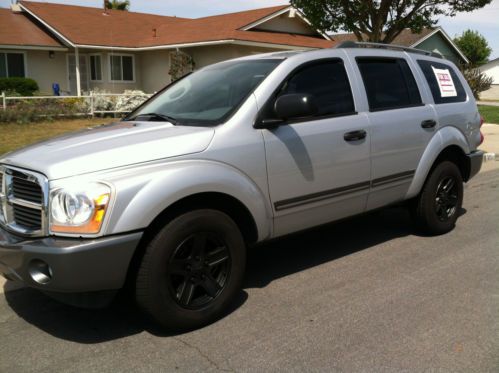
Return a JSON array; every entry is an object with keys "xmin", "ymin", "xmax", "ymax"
[{"xmin": 483, "ymin": 152, "xmax": 497, "ymax": 162}]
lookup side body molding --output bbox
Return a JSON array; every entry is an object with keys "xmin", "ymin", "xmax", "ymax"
[
  {"xmin": 406, "ymin": 126, "xmax": 471, "ymax": 199},
  {"xmin": 105, "ymin": 160, "xmax": 273, "ymax": 241}
]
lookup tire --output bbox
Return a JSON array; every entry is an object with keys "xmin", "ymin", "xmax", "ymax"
[
  {"xmin": 135, "ymin": 209, "xmax": 246, "ymax": 331},
  {"xmin": 410, "ymin": 161, "xmax": 463, "ymax": 235}
]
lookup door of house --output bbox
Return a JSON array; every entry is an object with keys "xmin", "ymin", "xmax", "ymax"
[{"xmin": 68, "ymin": 54, "xmax": 89, "ymax": 95}]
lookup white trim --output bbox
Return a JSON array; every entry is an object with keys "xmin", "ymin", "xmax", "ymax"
[
  {"xmin": 239, "ymin": 6, "xmax": 331, "ymax": 41},
  {"xmin": 411, "ymin": 27, "xmax": 469, "ymax": 64},
  {"xmin": 75, "ymin": 39, "xmax": 315, "ymax": 52},
  {"xmin": 18, "ymin": 3, "xmax": 75, "ymax": 47},
  {"xmin": 0, "ymin": 44, "xmax": 67, "ymax": 52},
  {"xmin": 0, "ymin": 50, "xmax": 28, "ymax": 78},
  {"xmin": 107, "ymin": 53, "xmax": 136, "ymax": 83},
  {"xmin": 88, "ymin": 53, "xmax": 103, "ymax": 82}
]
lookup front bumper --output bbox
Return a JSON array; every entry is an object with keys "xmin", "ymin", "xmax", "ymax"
[
  {"xmin": 467, "ymin": 150, "xmax": 484, "ymax": 181},
  {"xmin": 0, "ymin": 227, "xmax": 142, "ymax": 306}
]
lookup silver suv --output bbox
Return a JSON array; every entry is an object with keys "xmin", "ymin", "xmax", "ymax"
[{"xmin": 0, "ymin": 43, "xmax": 484, "ymax": 330}]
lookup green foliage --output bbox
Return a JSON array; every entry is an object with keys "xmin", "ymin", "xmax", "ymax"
[
  {"xmin": 0, "ymin": 98, "xmax": 85, "ymax": 124},
  {"xmin": 290, "ymin": 0, "xmax": 492, "ymax": 43},
  {"xmin": 0, "ymin": 77, "xmax": 39, "ymax": 96},
  {"xmin": 459, "ymin": 65, "xmax": 493, "ymax": 100},
  {"xmin": 104, "ymin": 0, "xmax": 130, "ymax": 11},
  {"xmin": 454, "ymin": 30, "xmax": 492, "ymax": 66}
]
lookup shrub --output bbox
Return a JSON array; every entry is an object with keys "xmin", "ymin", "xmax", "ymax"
[
  {"xmin": 0, "ymin": 98, "xmax": 84, "ymax": 124},
  {"xmin": 0, "ymin": 77, "xmax": 39, "ymax": 96},
  {"xmin": 460, "ymin": 66, "xmax": 493, "ymax": 100}
]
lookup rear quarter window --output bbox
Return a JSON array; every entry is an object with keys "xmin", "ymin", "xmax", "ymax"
[{"xmin": 417, "ymin": 60, "xmax": 467, "ymax": 104}]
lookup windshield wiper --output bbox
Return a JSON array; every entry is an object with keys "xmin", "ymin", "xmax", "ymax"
[{"xmin": 130, "ymin": 112, "xmax": 179, "ymax": 125}]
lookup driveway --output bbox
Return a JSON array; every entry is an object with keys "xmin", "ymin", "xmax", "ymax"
[{"xmin": 1, "ymin": 168, "xmax": 498, "ymax": 372}]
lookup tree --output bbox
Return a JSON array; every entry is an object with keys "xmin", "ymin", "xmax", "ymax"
[
  {"xmin": 290, "ymin": 0, "xmax": 492, "ymax": 43},
  {"xmin": 104, "ymin": 0, "xmax": 130, "ymax": 11},
  {"xmin": 454, "ymin": 30, "xmax": 492, "ymax": 66}
]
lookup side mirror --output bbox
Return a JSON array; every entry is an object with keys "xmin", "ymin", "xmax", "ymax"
[{"xmin": 274, "ymin": 93, "xmax": 318, "ymax": 121}]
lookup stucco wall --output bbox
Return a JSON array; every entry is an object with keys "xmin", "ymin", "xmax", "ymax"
[
  {"xmin": 24, "ymin": 50, "xmax": 68, "ymax": 94},
  {"xmin": 139, "ymin": 50, "xmax": 171, "ymax": 93},
  {"xmin": 480, "ymin": 60, "xmax": 499, "ymax": 84}
]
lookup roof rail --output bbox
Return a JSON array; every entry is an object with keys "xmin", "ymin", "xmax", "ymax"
[{"xmin": 335, "ymin": 41, "xmax": 443, "ymax": 59}]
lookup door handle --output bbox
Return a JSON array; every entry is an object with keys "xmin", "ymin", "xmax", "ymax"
[
  {"xmin": 421, "ymin": 119, "xmax": 437, "ymax": 129},
  {"xmin": 344, "ymin": 130, "xmax": 367, "ymax": 142}
]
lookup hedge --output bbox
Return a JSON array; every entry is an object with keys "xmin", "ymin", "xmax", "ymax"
[{"xmin": 0, "ymin": 77, "xmax": 39, "ymax": 96}]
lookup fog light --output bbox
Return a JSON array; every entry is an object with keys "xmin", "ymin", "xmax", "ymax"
[{"xmin": 28, "ymin": 260, "xmax": 53, "ymax": 285}]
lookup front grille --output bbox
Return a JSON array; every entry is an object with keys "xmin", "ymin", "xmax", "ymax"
[
  {"xmin": 0, "ymin": 165, "xmax": 47, "ymax": 236},
  {"xmin": 12, "ymin": 176, "xmax": 43, "ymax": 204},
  {"xmin": 13, "ymin": 204, "xmax": 42, "ymax": 229}
]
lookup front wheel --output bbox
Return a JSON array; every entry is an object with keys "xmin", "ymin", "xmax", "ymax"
[
  {"xmin": 410, "ymin": 161, "xmax": 463, "ymax": 235},
  {"xmin": 135, "ymin": 209, "xmax": 246, "ymax": 331}
]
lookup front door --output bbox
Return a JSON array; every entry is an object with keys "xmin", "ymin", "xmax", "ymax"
[
  {"xmin": 68, "ymin": 54, "xmax": 89, "ymax": 95},
  {"xmin": 261, "ymin": 59, "xmax": 371, "ymax": 237}
]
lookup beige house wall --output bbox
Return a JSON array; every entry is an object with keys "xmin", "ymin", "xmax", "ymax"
[
  {"xmin": 24, "ymin": 50, "xmax": 68, "ymax": 94},
  {"xmin": 139, "ymin": 50, "xmax": 171, "ymax": 93},
  {"xmin": 87, "ymin": 51, "xmax": 141, "ymax": 93}
]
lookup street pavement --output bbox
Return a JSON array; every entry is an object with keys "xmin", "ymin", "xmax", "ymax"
[{"xmin": 1, "ymin": 168, "xmax": 498, "ymax": 372}]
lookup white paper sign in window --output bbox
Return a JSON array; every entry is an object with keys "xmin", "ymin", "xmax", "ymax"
[{"xmin": 432, "ymin": 66, "xmax": 457, "ymax": 98}]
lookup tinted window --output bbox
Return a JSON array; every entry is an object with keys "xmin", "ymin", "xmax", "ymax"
[
  {"xmin": 275, "ymin": 60, "xmax": 355, "ymax": 118},
  {"xmin": 417, "ymin": 60, "xmax": 467, "ymax": 104},
  {"xmin": 357, "ymin": 58, "xmax": 422, "ymax": 111}
]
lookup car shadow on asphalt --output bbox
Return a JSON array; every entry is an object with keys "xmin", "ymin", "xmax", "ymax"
[{"xmin": 3, "ymin": 205, "xmax": 464, "ymax": 343}]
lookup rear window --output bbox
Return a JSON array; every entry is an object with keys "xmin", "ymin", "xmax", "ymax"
[
  {"xmin": 417, "ymin": 60, "xmax": 467, "ymax": 104},
  {"xmin": 357, "ymin": 58, "xmax": 422, "ymax": 111}
]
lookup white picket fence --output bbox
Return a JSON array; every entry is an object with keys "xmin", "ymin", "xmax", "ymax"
[{"xmin": 0, "ymin": 92, "xmax": 153, "ymax": 117}]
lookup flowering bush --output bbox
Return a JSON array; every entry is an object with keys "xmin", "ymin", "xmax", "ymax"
[{"xmin": 116, "ymin": 90, "xmax": 149, "ymax": 112}]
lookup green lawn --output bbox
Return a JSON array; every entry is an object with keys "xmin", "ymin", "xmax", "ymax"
[
  {"xmin": 0, "ymin": 118, "xmax": 106, "ymax": 155},
  {"xmin": 478, "ymin": 105, "xmax": 499, "ymax": 125}
]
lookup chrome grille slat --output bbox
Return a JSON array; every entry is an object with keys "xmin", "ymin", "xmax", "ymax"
[{"xmin": 0, "ymin": 165, "xmax": 48, "ymax": 236}]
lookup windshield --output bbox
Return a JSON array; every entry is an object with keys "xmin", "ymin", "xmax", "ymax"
[{"xmin": 128, "ymin": 59, "xmax": 282, "ymax": 126}]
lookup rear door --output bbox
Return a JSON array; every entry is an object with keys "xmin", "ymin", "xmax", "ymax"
[{"xmin": 354, "ymin": 56, "xmax": 438, "ymax": 210}]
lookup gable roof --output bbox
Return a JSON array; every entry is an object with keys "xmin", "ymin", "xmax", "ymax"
[
  {"xmin": 16, "ymin": 1, "xmax": 333, "ymax": 50},
  {"xmin": 0, "ymin": 7, "xmax": 65, "ymax": 50}
]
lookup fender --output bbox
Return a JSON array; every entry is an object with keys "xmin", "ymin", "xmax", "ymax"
[
  {"xmin": 406, "ymin": 126, "xmax": 471, "ymax": 199},
  {"xmin": 105, "ymin": 159, "xmax": 273, "ymax": 241}
]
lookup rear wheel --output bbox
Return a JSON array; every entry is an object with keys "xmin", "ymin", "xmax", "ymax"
[
  {"xmin": 410, "ymin": 161, "xmax": 463, "ymax": 235},
  {"xmin": 136, "ymin": 209, "xmax": 246, "ymax": 331}
]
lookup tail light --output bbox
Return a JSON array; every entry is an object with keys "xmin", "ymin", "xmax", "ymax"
[{"xmin": 480, "ymin": 115, "xmax": 484, "ymax": 127}]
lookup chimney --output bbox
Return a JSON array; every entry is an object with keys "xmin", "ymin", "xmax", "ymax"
[
  {"xmin": 103, "ymin": 0, "xmax": 109, "ymax": 15},
  {"xmin": 152, "ymin": 28, "xmax": 157, "ymax": 38}
]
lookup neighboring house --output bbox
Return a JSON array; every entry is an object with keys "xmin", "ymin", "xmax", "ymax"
[
  {"xmin": 480, "ymin": 58, "xmax": 499, "ymax": 84},
  {"xmin": 332, "ymin": 27, "xmax": 468, "ymax": 66},
  {"xmin": 0, "ymin": 1, "xmax": 468, "ymax": 96},
  {"xmin": 0, "ymin": 2, "xmax": 332, "ymax": 95}
]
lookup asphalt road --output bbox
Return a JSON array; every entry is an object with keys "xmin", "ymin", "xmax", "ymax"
[{"xmin": 1, "ymin": 169, "xmax": 498, "ymax": 372}]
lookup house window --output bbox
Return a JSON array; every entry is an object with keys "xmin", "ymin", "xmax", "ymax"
[
  {"xmin": 0, "ymin": 52, "xmax": 26, "ymax": 78},
  {"xmin": 109, "ymin": 54, "xmax": 134, "ymax": 82},
  {"xmin": 90, "ymin": 55, "xmax": 102, "ymax": 81}
]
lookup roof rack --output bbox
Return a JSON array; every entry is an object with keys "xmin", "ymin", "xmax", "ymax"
[{"xmin": 335, "ymin": 41, "xmax": 443, "ymax": 59}]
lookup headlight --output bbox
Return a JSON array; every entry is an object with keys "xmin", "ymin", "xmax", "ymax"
[{"xmin": 50, "ymin": 182, "xmax": 111, "ymax": 235}]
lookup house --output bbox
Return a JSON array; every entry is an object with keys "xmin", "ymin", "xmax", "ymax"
[
  {"xmin": 0, "ymin": 1, "xmax": 468, "ymax": 96},
  {"xmin": 480, "ymin": 58, "xmax": 499, "ymax": 84}
]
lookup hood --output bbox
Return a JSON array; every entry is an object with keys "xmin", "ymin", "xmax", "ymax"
[{"xmin": 0, "ymin": 121, "xmax": 215, "ymax": 180}]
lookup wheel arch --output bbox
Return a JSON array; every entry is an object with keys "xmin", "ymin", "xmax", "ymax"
[{"xmin": 406, "ymin": 126, "xmax": 471, "ymax": 199}]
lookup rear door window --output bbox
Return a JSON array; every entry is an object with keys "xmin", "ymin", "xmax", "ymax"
[
  {"xmin": 417, "ymin": 60, "xmax": 467, "ymax": 104},
  {"xmin": 356, "ymin": 58, "xmax": 422, "ymax": 111}
]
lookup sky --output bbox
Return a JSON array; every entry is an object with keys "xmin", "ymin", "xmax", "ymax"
[{"xmin": 1, "ymin": 0, "xmax": 498, "ymax": 58}]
